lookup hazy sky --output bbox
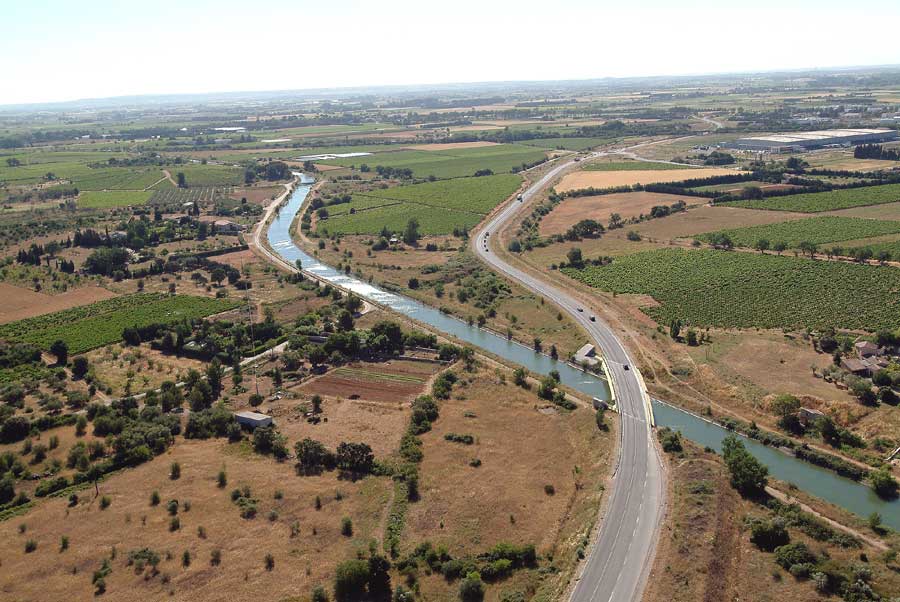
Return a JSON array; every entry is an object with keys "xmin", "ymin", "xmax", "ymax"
[{"xmin": 4, "ymin": 0, "xmax": 900, "ymax": 105}]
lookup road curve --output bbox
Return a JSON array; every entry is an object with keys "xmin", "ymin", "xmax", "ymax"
[{"xmin": 473, "ymin": 159, "xmax": 664, "ymax": 602}]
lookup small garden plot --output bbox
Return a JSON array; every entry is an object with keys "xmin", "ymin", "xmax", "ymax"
[
  {"xmin": 697, "ymin": 216, "xmax": 900, "ymax": 249},
  {"xmin": 299, "ymin": 360, "xmax": 440, "ymax": 403},
  {"xmin": 721, "ymin": 182, "xmax": 900, "ymax": 212}
]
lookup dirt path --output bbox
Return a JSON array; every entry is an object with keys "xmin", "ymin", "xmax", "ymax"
[
  {"xmin": 162, "ymin": 169, "xmax": 178, "ymax": 187},
  {"xmin": 765, "ymin": 486, "xmax": 887, "ymax": 551}
]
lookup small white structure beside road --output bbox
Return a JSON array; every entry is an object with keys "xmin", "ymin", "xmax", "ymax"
[{"xmin": 574, "ymin": 343, "xmax": 601, "ymax": 368}]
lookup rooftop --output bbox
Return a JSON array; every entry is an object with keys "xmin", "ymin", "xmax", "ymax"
[{"xmin": 739, "ymin": 128, "xmax": 895, "ymax": 144}]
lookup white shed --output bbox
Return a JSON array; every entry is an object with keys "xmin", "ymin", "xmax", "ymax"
[{"xmin": 234, "ymin": 410, "xmax": 273, "ymax": 429}]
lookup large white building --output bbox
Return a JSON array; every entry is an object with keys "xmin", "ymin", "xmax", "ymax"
[{"xmin": 727, "ymin": 128, "xmax": 898, "ymax": 152}]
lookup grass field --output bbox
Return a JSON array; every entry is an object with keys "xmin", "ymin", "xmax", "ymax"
[
  {"xmin": 564, "ymin": 248, "xmax": 900, "ymax": 331},
  {"xmin": 317, "ymin": 144, "xmax": 546, "ymax": 179},
  {"xmin": 317, "ymin": 174, "xmax": 521, "ymax": 236},
  {"xmin": 697, "ymin": 216, "xmax": 900, "ymax": 248},
  {"xmin": 721, "ymin": 182, "xmax": 900, "ymax": 212},
  {"xmin": 583, "ymin": 161, "xmax": 693, "ymax": 171},
  {"xmin": 0, "ymin": 293, "xmax": 239, "ymax": 354},
  {"xmin": 78, "ymin": 190, "xmax": 154, "ymax": 208}
]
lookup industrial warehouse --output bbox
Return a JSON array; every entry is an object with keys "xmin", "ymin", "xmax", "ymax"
[{"xmin": 727, "ymin": 127, "xmax": 898, "ymax": 152}]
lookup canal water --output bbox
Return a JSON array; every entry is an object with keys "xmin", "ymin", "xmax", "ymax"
[{"xmin": 268, "ymin": 176, "xmax": 900, "ymax": 530}]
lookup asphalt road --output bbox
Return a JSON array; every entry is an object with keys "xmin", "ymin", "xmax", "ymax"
[{"xmin": 473, "ymin": 157, "xmax": 664, "ymax": 602}]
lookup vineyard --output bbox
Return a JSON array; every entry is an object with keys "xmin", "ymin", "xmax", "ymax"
[
  {"xmin": 71, "ymin": 167, "xmax": 165, "ymax": 191},
  {"xmin": 77, "ymin": 190, "xmax": 154, "ymax": 208},
  {"xmin": 563, "ymin": 248, "xmax": 900, "ymax": 331},
  {"xmin": 847, "ymin": 238, "xmax": 900, "ymax": 258},
  {"xmin": 0, "ymin": 293, "xmax": 240, "ymax": 354},
  {"xmin": 149, "ymin": 186, "xmax": 232, "ymax": 205},
  {"xmin": 520, "ymin": 137, "xmax": 614, "ymax": 151},
  {"xmin": 317, "ymin": 174, "xmax": 521, "ymax": 235},
  {"xmin": 698, "ymin": 216, "xmax": 900, "ymax": 248},
  {"xmin": 174, "ymin": 165, "xmax": 245, "ymax": 187},
  {"xmin": 722, "ymin": 182, "xmax": 900, "ymax": 212}
]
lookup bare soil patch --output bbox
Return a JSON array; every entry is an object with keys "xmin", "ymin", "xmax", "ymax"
[
  {"xmin": 539, "ymin": 191, "xmax": 692, "ymax": 236},
  {"xmin": 556, "ymin": 167, "xmax": 741, "ymax": 192},
  {"xmin": 0, "ymin": 283, "xmax": 117, "ymax": 324},
  {"xmin": 634, "ymin": 204, "xmax": 807, "ymax": 240},
  {"xmin": 229, "ymin": 186, "xmax": 283, "ymax": 205}
]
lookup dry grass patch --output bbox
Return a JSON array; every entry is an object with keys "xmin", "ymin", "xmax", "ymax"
[
  {"xmin": 0, "ymin": 438, "xmax": 392, "ymax": 602},
  {"xmin": 403, "ymin": 368, "xmax": 615, "ymax": 600},
  {"xmin": 539, "ymin": 192, "xmax": 692, "ymax": 236},
  {"xmin": 85, "ymin": 344, "xmax": 206, "ymax": 397},
  {"xmin": 0, "ymin": 283, "xmax": 117, "ymax": 324},
  {"xmin": 634, "ymin": 204, "xmax": 808, "ymax": 240},
  {"xmin": 555, "ymin": 167, "xmax": 741, "ymax": 192}
]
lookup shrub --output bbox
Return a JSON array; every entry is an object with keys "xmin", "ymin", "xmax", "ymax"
[
  {"xmin": 334, "ymin": 558, "xmax": 370, "ymax": 602},
  {"xmin": 25, "ymin": 539, "xmax": 37, "ymax": 553},
  {"xmin": 341, "ymin": 517, "xmax": 353, "ymax": 537},
  {"xmin": 170, "ymin": 461, "xmax": 181, "ymax": 480},
  {"xmin": 150, "ymin": 490, "xmax": 160, "ymax": 506},
  {"xmin": 749, "ymin": 518, "xmax": 790, "ymax": 552},
  {"xmin": 459, "ymin": 572, "xmax": 485, "ymax": 602},
  {"xmin": 211, "ymin": 549, "xmax": 222, "ymax": 566},
  {"xmin": 774, "ymin": 542, "xmax": 816, "ymax": 570},
  {"xmin": 99, "ymin": 496, "xmax": 111, "ymax": 510},
  {"xmin": 657, "ymin": 427, "xmax": 683, "ymax": 453}
]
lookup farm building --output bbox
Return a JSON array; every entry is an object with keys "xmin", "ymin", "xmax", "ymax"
[
  {"xmin": 726, "ymin": 128, "xmax": 898, "ymax": 152},
  {"xmin": 234, "ymin": 411, "xmax": 273, "ymax": 429},
  {"xmin": 214, "ymin": 219, "xmax": 246, "ymax": 234}
]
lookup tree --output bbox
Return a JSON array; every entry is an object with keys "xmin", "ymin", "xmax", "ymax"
[
  {"xmin": 205, "ymin": 359, "xmax": 225, "ymax": 400},
  {"xmin": 176, "ymin": 172, "xmax": 187, "ymax": 188},
  {"xmin": 0, "ymin": 471, "xmax": 16, "ymax": 504},
  {"xmin": 336, "ymin": 442, "xmax": 374, "ymax": 474},
  {"xmin": 566, "ymin": 247, "xmax": 583, "ymax": 268},
  {"xmin": 669, "ymin": 318, "xmax": 682, "ymax": 340},
  {"xmin": 773, "ymin": 241, "xmax": 787, "ymax": 255},
  {"xmin": 870, "ymin": 466, "xmax": 898, "ymax": 500},
  {"xmin": 368, "ymin": 554, "xmax": 392, "ymax": 601},
  {"xmin": 458, "ymin": 572, "xmax": 484, "ymax": 602},
  {"xmin": 770, "ymin": 394, "xmax": 800, "ymax": 419},
  {"xmin": 50, "ymin": 340, "xmax": 68, "ymax": 366},
  {"xmin": 334, "ymin": 559, "xmax": 370, "ymax": 602},
  {"xmin": 721, "ymin": 434, "xmax": 768, "ymax": 497},
  {"xmin": 337, "ymin": 310, "xmax": 354, "ymax": 332},
  {"xmin": 798, "ymin": 241, "xmax": 818, "ymax": 258},
  {"xmin": 754, "ymin": 238, "xmax": 770, "ymax": 253},
  {"xmin": 295, "ymin": 438, "xmax": 333, "ymax": 474},
  {"xmin": 72, "ymin": 356, "xmax": 89, "ymax": 379},
  {"xmin": 210, "ymin": 268, "xmax": 226, "ymax": 286},
  {"xmin": 402, "ymin": 219, "xmax": 420, "ymax": 245}
]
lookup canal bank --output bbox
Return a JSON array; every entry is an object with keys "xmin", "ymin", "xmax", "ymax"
[{"xmin": 265, "ymin": 176, "xmax": 900, "ymax": 531}]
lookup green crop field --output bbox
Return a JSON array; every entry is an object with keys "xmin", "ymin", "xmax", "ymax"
[
  {"xmin": 721, "ymin": 183, "xmax": 900, "ymax": 212},
  {"xmin": 563, "ymin": 248, "xmax": 900, "ymax": 331},
  {"xmin": 519, "ymin": 137, "xmax": 614, "ymax": 151},
  {"xmin": 583, "ymin": 161, "xmax": 694, "ymax": 171},
  {"xmin": 698, "ymin": 216, "xmax": 900, "ymax": 248},
  {"xmin": 318, "ymin": 144, "xmax": 547, "ymax": 179},
  {"xmin": 317, "ymin": 174, "xmax": 521, "ymax": 236},
  {"xmin": 0, "ymin": 293, "xmax": 240, "ymax": 354},
  {"xmin": 78, "ymin": 190, "xmax": 153, "ymax": 208}
]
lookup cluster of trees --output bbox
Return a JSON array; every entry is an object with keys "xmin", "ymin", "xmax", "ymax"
[
  {"xmin": 245, "ymin": 161, "xmax": 291, "ymax": 183},
  {"xmin": 374, "ymin": 166, "xmax": 414, "ymax": 179},
  {"xmin": 84, "ymin": 247, "xmax": 130, "ymax": 276},
  {"xmin": 563, "ymin": 219, "xmax": 605, "ymax": 241},
  {"xmin": 333, "ymin": 553, "xmax": 393, "ymax": 602},
  {"xmin": 854, "ymin": 144, "xmax": 900, "ymax": 161},
  {"xmin": 294, "ymin": 438, "xmax": 375, "ymax": 476}
]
